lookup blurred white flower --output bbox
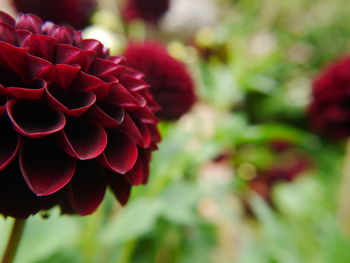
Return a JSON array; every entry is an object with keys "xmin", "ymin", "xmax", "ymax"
[{"xmin": 160, "ymin": 0, "xmax": 218, "ymax": 38}]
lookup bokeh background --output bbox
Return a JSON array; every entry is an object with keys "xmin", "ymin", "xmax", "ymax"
[{"xmin": 1, "ymin": 0, "xmax": 350, "ymax": 262}]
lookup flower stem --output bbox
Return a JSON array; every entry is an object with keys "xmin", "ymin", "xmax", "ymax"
[{"xmin": 1, "ymin": 219, "xmax": 26, "ymax": 263}]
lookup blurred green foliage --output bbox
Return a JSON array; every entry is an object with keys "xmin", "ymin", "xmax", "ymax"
[{"xmin": 1, "ymin": 0, "xmax": 350, "ymax": 262}]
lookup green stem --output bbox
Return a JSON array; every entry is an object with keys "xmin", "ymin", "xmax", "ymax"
[{"xmin": 1, "ymin": 219, "xmax": 26, "ymax": 263}]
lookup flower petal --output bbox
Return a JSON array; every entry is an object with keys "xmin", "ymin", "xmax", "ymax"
[
  {"xmin": 0, "ymin": 94, "xmax": 7, "ymax": 116},
  {"xmin": 7, "ymin": 99, "xmax": 66, "ymax": 138},
  {"xmin": 60, "ymin": 119, "xmax": 107, "ymax": 160},
  {"xmin": 0, "ymin": 22, "xmax": 17, "ymax": 45},
  {"xmin": 0, "ymin": 117, "xmax": 19, "ymax": 171},
  {"xmin": 90, "ymin": 57, "xmax": 124, "ymax": 78},
  {"xmin": 104, "ymin": 169, "xmax": 132, "ymax": 205},
  {"xmin": 0, "ymin": 11, "xmax": 15, "ymax": 27},
  {"xmin": 72, "ymin": 71, "xmax": 109, "ymax": 98},
  {"xmin": 21, "ymin": 34, "xmax": 56, "ymax": 61},
  {"xmin": 0, "ymin": 162, "xmax": 42, "ymax": 218},
  {"xmin": 0, "ymin": 79, "xmax": 46, "ymax": 100},
  {"xmin": 99, "ymin": 131, "xmax": 138, "ymax": 174},
  {"xmin": 124, "ymin": 157, "xmax": 144, "ymax": 185},
  {"xmin": 16, "ymin": 14, "xmax": 43, "ymax": 33},
  {"xmin": 27, "ymin": 55, "xmax": 55, "ymax": 80},
  {"xmin": 118, "ymin": 113, "xmax": 143, "ymax": 146},
  {"xmin": 56, "ymin": 44, "xmax": 96, "ymax": 71},
  {"xmin": 67, "ymin": 162, "xmax": 106, "ymax": 215},
  {"xmin": 81, "ymin": 39, "xmax": 104, "ymax": 57},
  {"xmin": 54, "ymin": 64, "xmax": 81, "ymax": 89},
  {"xmin": 102, "ymin": 83, "xmax": 139, "ymax": 107},
  {"xmin": 87, "ymin": 104, "xmax": 125, "ymax": 128},
  {"xmin": 119, "ymin": 73, "xmax": 149, "ymax": 92},
  {"xmin": 0, "ymin": 41, "xmax": 28, "ymax": 82},
  {"xmin": 19, "ymin": 138, "xmax": 76, "ymax": 196},
  {"xmin": 46, "ymin": 83, "xmax": 96, "ymax": 116}
]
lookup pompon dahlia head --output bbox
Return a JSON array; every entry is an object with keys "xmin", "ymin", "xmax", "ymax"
[
  {"xmin": 309, "ymin": 56, "xmax": 350, "ymax": 139},
  {"xmin": 0, "ymin": 11, "xmax": 160, "ymax": 219},
  {"xmin": 124, "ymin": 41, "xmax": 196, "ymax": 121},
  {"xmin": 12, "ymin": 0, "xmax": 96, "ymax": 29},
  {"xmin": 122, "ymin": 0, "xmax": 170, "ymax": 24}
]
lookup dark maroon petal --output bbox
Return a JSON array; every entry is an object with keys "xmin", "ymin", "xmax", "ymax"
[
  {"xmin": 104, "ymin": 169, "xmax": 132, "ymax": 205},
  {"xmin": 19, "ymin": 138, "xmax": 76, "ymax": 196},
  {"xmin": 21, "ymin": 34, "xmax": 57, "ymax": 61},
  {"xmin": 67, "ymin": 162, "xmax": 106, "ymax": 215},
  {"xmin": 122, "ymin": 66, "xmax": 145, "ymax": 79},
  {"xmin": 72, "ymin": 71, "xmax": 109, "ymax": 98},
  {"xmin": 135, "ymin": 121, "xmax": 151, "ymax": 148},
  {"xmin": 124, "ymin": 157, "xmax": 144, "ymax": 185},
  {"xmin": 46, "ymin": 84, "xmax": 96, "ymax": 116},
  {"xmin": 87, "ymin": 104, "xmax": 125, "ymax": 128},
  {"xmin": 0, "ymin": 41, "xmax": 28, "ymax": 82},
  {"xmin": 27, "ymin": 55, "xmax": 55, "ymax": 80},
  {"xmin": 56, "ymin": 44, "xmax": 96, "ymax": 71},
  {"xmin": 0, "ymin": 94, "xmax": 7, "ymax": 116},
  {"xmin": 90, "ymin": 57, "xmax": 124, "ymax": 77},
  {"xmin": 7, "ymin": 99, "xmax": 66, "ymax": 138},
  {"xmin": 102, "ymin": 83, "xmax": 139, "ymax": 107},
  {"xmin": 54, "ymin": 64, "xmax": 81, "ymax": 89},
  {"xmin": 99, "ymin": 131, "xmax": 138, "ymax": 174},
  {"xmin": 16, "ymin": 14, "xmax": 43, "ymax": 33},
  {"xmin": 118, "ymin": 113, "xmax": 144, "ymax": 146},
  {"xmin": 0, "ymin": 79, "xmax": 46, "ymax": 100},
  {"xmin": 0, "ymin": 162, "xmax": 42, "ymax": 218},
  {"xmin": 149, "ymin": 124, "xmax": 161, "ymax": 143},
  {"xmin": 119, "ymin": 73, "xmax": 149, "ymax": 92},
  {"xmin": 81, "ymin": 39, "xmax": 104, "ymax": 57},
  {"xmin": 47, "ymin": 26, "xmax": 76, "ymax": 45},
  {"xmin": 0, "ymin": 117, "xmax": 19, "ymax": 171},
  {"xmin": 0, "ymin": 23, "xmax": 17, "ymax": 45},
  {"xmin": 60, "ymin": 119, "xmax": 107, "ymax": 160},
  {"xmin": 140, "ymin": 150, "xmax": 151, "ymax": 184},
  {"xmin": 130, "ymin": 106, "xmax": 158, "ymax": 124},
  {"xmin": 0, "ymin": 11, "xmax": 16, "ymax": 26}
]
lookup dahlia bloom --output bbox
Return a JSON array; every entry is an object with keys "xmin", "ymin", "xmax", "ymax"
[
  {"xmin": 123, "ymin": 41, "xmax": 196, "ymax": 120},
  {"xmin": 0, "ymin": 11, "xmax": 160, "ymax": 218},
  {"xmin": 309, "ymin": 56, "xmax": 350, "ymax": 139},
  {"xmin": 122, "ymin": 0, "xmax": 170, "ymax": 24},
  {"xmin": 12, "ymin": 0, "xmax": 96, "ymax": 29}
]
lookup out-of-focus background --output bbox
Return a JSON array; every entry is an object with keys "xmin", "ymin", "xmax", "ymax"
[{"xmin": 1, "ymin": 0, "xmax": 350, "ymax": 262}]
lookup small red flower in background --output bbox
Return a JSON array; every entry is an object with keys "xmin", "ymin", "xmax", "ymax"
[
  {"xmin": 0, "ymin": 11, "xmax": 160, "ymax": 218},
  {"xmin": 309, "ymin": 56, "xmax": 350, "ymax": 139},
  {"xmin": 12, "ymin": 0, "xmax": 96, "ymax": 29},
  {"xmin": 123, "ymin": 41, "xmax": 197, "ymax": 121},
  {"xmin": 122, "ymin": 0, "xmax": 170, "ymax": 24},
  {"xmin": 235, "ymin": 140, "xmax": 312, "ymax": 216}
]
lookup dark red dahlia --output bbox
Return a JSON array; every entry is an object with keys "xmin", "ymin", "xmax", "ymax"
[
  {"xmin": 309, "ymin": 56, "xmax": 350, "ymax": 139},
  {"xmin": 122, "ymin": 0, "xmax": 170, "ymax": 24},
  {"xmin": 0, "ymin": 11, "xmax": 160, "ymax": 218},
  {"xmin": 124, "ymin": 41, "xmax": 196, "ymax": 121},
  {"xmin": 236, "ymin": 140, "xmax": 312, "ymax": 216},
  {"xmin": 12, "ymin": 0, "xmax": 96, "ymax": 29}
]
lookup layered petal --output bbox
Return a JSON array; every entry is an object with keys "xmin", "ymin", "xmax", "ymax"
[
  {"xmin": 7, "ymin": 99, "xmax": 66, "ymax": 138},
  {"xmin": 99, "ymin": 131, "xmax": 138, "ymax": 174},
  {"xmin": 0, "ymin": 117, "xmax": 19, "ymax": 170},
  {"xmin": 68, "ymin": 162, "xmax": 106, "ymax": 215},
  {"xmin": 19, "ymin": 138, "xmax": 76, "ymax": 196},
  {"xmin": 105, "ymin": 169, "xmax": 132, "ymax": 205},
  {"xmin": 60, "ymin": 118, "xmax": 107, "ymax": 160}
]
